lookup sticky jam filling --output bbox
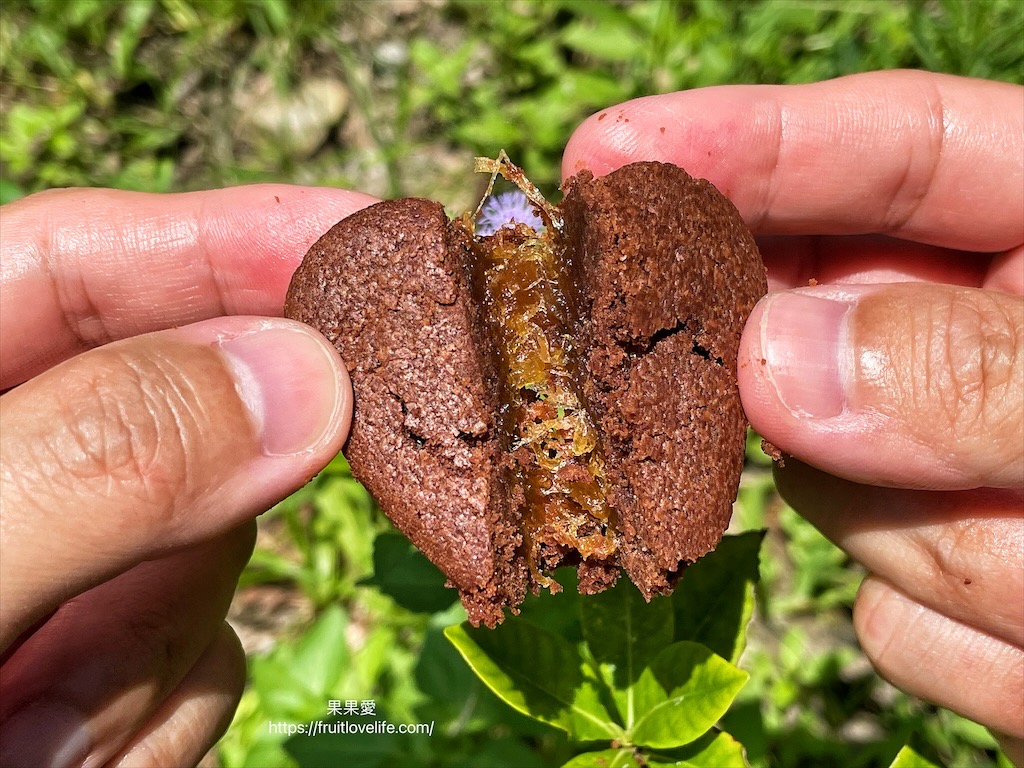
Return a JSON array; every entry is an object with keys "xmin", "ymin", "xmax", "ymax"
[{"xmin": 464, "ymin": 155, "xmax": 616, "ymax": 587}]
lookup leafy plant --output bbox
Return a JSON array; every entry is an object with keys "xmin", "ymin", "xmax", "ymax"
[
  {"xmin": 890, "ymin": 744, "xmax": 942, "ymax": 768},
  {"xmin": 241, "ymin": 454, "xmax": 385, "ymax": 610},
  {"xmin": 446, "ymin": 532, "xmax": 762, "ymax": 767}
]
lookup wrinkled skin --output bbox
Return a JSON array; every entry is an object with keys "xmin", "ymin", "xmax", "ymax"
[
  {"xmin": 564, "ymin": 69, "xmax": 1023, "ymax": 764},
  {"xmin": 0, "ymin": 186, "xmax": 371, "ymax": 767}
]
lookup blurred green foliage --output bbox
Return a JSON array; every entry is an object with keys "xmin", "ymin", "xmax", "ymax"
[
  {"xmin": 3, "ymin": 0, "xmax": 1022, "ymax": 200},
  {"xmin": 3, "ymin": 1, "xmax": 1021, "ymax": 766},
  {"xmin": 442, "ymin": 532, "xmax": 761, "ymax": 764}
]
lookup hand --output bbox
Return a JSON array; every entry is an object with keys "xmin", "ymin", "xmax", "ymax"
[
  {"xmin": 0, "ymin": 185, "xmax": 376, "ymax": 767},
  {"xmin": 563, "ymin": 70, "xmax": 1024, "ymax": 762}
]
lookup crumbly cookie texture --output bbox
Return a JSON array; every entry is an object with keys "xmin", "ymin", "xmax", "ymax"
[{"xmin": 284, "ymin": 160, "xmax": 767, "ymax": 627}]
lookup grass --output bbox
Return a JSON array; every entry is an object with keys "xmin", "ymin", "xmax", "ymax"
[
  {"xmin": 2, "ymin": 1, "xmax": 1022, "ymax": 766},
  {"xmin": 4, "ymin": 0, "xmax": 1022, "ymax": 201}
]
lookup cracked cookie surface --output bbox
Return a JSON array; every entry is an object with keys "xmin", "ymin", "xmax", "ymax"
[{"xmin": 284, "ymin": 162, "xmax": 767, "ymax": 626}]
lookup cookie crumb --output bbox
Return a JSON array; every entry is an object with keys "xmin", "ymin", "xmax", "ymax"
[{"xmin": 761, "ymin": 439, "xmax": 785, "ymax": 466}]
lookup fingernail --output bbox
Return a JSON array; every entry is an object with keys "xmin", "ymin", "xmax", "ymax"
[
  {"xmin": 219, "ymin": 326, "xmax": 343, "ymax": 456},
  {"xmin": 760, "ymin": 292, "xmax": 851, "ymax": 419},
  {"xmin": 0, "ymin": 703, "xmax": 90, "ymax": 768}
]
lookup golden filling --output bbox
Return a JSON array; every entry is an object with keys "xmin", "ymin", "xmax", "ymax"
[{"xmin": 469, "ymin": 218, "xmax": 616, "ymax": 584}]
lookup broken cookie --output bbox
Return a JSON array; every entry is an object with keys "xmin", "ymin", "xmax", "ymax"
[{"xmin": 284, "ymin": 155, "xmax": 767, "ymax": 627}]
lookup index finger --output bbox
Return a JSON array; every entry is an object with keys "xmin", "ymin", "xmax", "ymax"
[
  {"xmin": 0, "ymin": 185, "xmax": 377, "ymax": 389},
  {"xmin": 562, "ymin": 70, "xmax": 1023, "ymax": 252}
]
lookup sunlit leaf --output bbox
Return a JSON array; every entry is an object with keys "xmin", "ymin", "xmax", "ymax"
[
  {"xmin": 581, "ymin": 577, "xmax": 673, "ymax": 728},
  {"xmin": 445, "ymin": 619, "xmax": 622, "ymax": 741},
  {"xmin": 630, "ymin": 642, "xmax": 748, "ymax": 749},
  {"xmin": 673, "ymin": 532, "xmax": 764, "ymax": 663},
  {"xmin": 888, "ymin": 744, "xmax": 942, "ymax": 768},
  {"xmin": 561, "ymin": 749, "xmax": 639, "ymax": 768},
  {"xmin": 290, "ymin": 605, "xmax": 349, "ymax": 700},
  {"xmin": 646, "ymin": 730, "xmax": 749, "ymax": 767}
]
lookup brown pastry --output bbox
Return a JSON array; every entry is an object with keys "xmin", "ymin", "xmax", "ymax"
[{"xmin": 284, "ymin": 158, "xmax": 767, "ymax": 627}]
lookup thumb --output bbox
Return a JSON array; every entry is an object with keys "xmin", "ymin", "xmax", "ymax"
[
  {"xmin": 739, "ymin": 283, "xmax": 1024, "ymax": 490},
  {"xmin": 0, "ymin": 317, "xmax": 350, "ymax": 648}
]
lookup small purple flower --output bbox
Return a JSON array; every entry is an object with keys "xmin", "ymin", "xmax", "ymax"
[{"xmin": 475, "ymin": 190, "xmax": 544, "ymax": 237}]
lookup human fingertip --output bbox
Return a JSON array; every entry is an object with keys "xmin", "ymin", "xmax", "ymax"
[
  {"xmin": 741, "ymin": 282, "xmax": 1024, "ymax": 489},
  {"xmin": 169, "ymin": 315, "xmax": 350, "ymax": 459},
  {"xmin": 739, "ymin": 289, "xmax": 852, "ymax": 444},
  {"xmin": 214, "ymin": 320, "xmax": 350, "ymax": 457},
  {"xmin": 756, "ymin": 292, "xmax": 852, "ymax": 420},
  {"xmin": 852, "ymin": 576, "xmax": 898, "ymax": 645},
  {"xmin": 561, "ymin": 103, "xmax": 647, "ymax": 182},
  {"xmin": 853, "ymin": 575, "xmax": 1024, "ymax": 740},
  {"xmin": 0, "ymin": 702, "xmax": 90, "ymax": 768},
  {"xmin": 852, "ymin": 576, "xmax": 932, "ymax": 686}
]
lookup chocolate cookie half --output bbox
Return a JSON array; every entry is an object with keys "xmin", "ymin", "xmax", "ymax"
[{"xmin": 284, "ymin": 159, "xmax": 767, "ymax": 627}]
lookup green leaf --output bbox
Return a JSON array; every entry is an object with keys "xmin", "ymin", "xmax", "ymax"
[
  {"xmin": 558, "ymin": 69, "xmax": 630, "ymax": 107},
  {"xmin": 629, "ymin": 642, "xmax": 749, "ymax": 749},
  {"xmin": 560, "ymin": 732, "xmax": 748, "ymax": 768},
  {"xmin": 235, "ymin": 736, "xmax": 296, "ymax": 768},
  {"xmin": 112, "ymin": 0, "xmax": 154, "ymax": 79},
  {"xmin": 417, "ymin": 607, "xmax": 566, "ymax": 738},
  {"xmin": 560, "ymin": 19, "xmax": 645, "ymax": 62},
  {"xmin": 516, "ymin": 567, "xmax": 583, "ymax": 643},
  {"xmin": 673, "ymin": 531, "xmax": 764, "ymax": 663},
  {"xmin": 718, "ymin": 698, "xmax": 765, "ymax": 766},
  {"xmin": 581, "ymin": 577, "xmax": 673, "ymax": 728},
  {"xmin": 241, "ymin": 547, "xmax": 303, "ymax": 586},
  {"xmin": 646, "ymin": 730, "xmax": 749, "ymax": 767},
  {"xmin": 416, "ymin": 622, "xmax": 479, "ymax": 706},
  {"xmin": 561, "ymin": 749, "xmax": 639, "ymax": 768},
  {"xmin": 360, "ymin": 532, "xmax": 454, "ymax": 613},
  {"xmin": 250, "ymin": 654, "xmax": 320, "ymax": 719},
  {"xmin": 445, "ymin": 618, "xmax": 622, "ymax": 741},
  {"xmin": 888, "ymin": 745, "xmax": 942, "ymax": 768},
  {"xmin": 289, "ymin": 605, "xmax": 349, "ymax": 700}
]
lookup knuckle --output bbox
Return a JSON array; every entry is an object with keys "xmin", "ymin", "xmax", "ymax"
[
  {"xmin": 918, "ymin": 292, "xmax": 994, "ymax": 427},
  {"xmin": 852, "ymin": 578, "xmax": 901, "ymax": 675},
  {"xmin": 939, "ymin": 292, "xmax": 1019, "ymax": 427},
  {"xmin": 46, "ymin": 347, "xmax": 197, "ymax": 520},
  {"xmin": 978, "ymin": 641, "xmax": 1024, "ymax": 737},
  {"xmin": 125, "ymin": 597, "xmax": 189, "ymax": 676},
  {"xmin": 914, "ymin": 511, "xmax": 1024, "ymax": 645},
  {"xmin": 879, "ymin": 77, "xmax": 945, "ymax": 236},
  {"xmin": 928, "ymin": 292, "xmax": 1024, "ymax": 479},
  {"xmin": 918, "ymin": 518, "xmax": 990, "ymax": 598},
  {"xmin": 863, "ymin": 287, "xmax": 1024, "ymax": 483}
]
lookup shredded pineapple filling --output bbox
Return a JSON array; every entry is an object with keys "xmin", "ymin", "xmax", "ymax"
[{"xmin": 469, "ymin": 218, "xmax": 616, "ymax": 581}]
